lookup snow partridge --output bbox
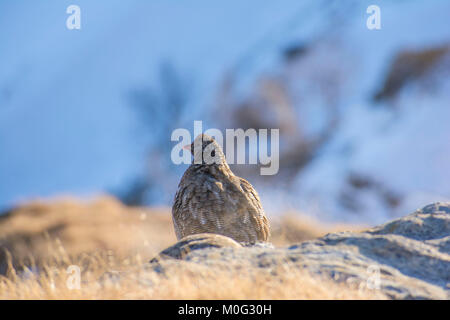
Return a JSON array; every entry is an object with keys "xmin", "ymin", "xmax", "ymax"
[{"xmin": 172, "ymin": 134, "xmax": 270, "ymax": 245}]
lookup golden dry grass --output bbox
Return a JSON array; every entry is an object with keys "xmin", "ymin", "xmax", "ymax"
[
  {"xmin": 0, "ymin": 196, "xmax": 383, "ymax": 299},
  {"xmin": 0, "ymin": 258, "xmax": 386, "ymax": 299}
]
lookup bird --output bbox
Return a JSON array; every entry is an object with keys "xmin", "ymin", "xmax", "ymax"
[{"xmin": 172, "ymin": 133, "xmax": 270, "ymax": 245}]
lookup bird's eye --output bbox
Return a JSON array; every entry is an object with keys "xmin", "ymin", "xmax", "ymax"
[{"xmin": 211, "ymin": 150, "xmax": 215, "ymax": 157}]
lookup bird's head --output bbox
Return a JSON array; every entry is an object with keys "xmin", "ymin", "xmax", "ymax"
[{"xmin": 183, "ymin": 134, "xmax": 227, "ymax": 165}]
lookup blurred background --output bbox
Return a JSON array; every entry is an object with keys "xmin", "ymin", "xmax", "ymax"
[{"xmin": 1, "ymin": 0, "xmax": 449, "ymax": 225}]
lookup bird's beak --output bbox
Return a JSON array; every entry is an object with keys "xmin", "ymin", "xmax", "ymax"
[{"xmin": 182, "ymin": 144, "xmax": 191, "ymax": 151}]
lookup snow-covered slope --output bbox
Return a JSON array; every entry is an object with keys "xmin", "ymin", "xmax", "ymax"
[
  {"xmin": 1, "ymin": 0, "xmax": 449, "ymax": 225},
  {"xmin": 0, "ymin": 0, "xmax": 302, "ymax": 209},
  {"xmin": 234, "ymin": 0, "xmax": 450, "ymax": 223}
]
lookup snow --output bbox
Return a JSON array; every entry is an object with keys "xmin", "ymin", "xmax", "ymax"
[{"xmin": 1, "ymin": 0, "xmax": 449, "ymax": 224}]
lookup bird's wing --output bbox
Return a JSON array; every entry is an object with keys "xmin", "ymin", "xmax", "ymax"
[
  {"xmin": 173, "ymin": 173, "xmax": 232, "ymax": 238},
  {"xmin": 237, "ymin": 177, "xmax": 270, "ymax": 241},
  {"xmin": 238, "ymin": 177, "xmax": 263, "ymax": 212}
]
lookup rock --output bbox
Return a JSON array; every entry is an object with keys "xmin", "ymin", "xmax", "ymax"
[
  {"xmin": 373, "ymin": 45, "xmax": 450, "ymax": 101},
  {"xmin": 149, "ymin": 202, "xmax": 450, "ymax": 299},
  {"xmin": 149, "ymin": 233, "xmax": 242, "ymax": 263}
]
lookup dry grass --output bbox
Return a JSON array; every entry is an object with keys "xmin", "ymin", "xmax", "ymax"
[
  {"xmin": 270, "ymin": 213, "xmax": 365, "ymax": 246},
  {"xmin": 0, "ymin": 196, "xmax": 383, "ymax": 299},
  {"xmin": 0, "ymin": 258, "xmax": 386, "ymax": 299}
]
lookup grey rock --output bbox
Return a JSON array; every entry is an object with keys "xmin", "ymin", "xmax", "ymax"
[
  {"xmin": 149, "ymin": 202, "xmax": 450, "ymax": 299},
  {"xmin": 149, "ymin": 233, "xmax": 242, "ymax": 263}
]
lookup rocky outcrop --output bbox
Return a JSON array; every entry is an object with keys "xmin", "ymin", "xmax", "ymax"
[
  {"xmin": 150, "ymin": 202, "xmax": 450, "ymax": 299},
  {"xmin": 150, "ymin": 233, "xmax": 243, "ymax": 262},
  {"xmin": 373, "ymin": 45, "xmax": 450, "ymax": 101}
]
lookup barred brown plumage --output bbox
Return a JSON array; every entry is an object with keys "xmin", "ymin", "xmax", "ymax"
[{"xmin": 172, "ymin": 134, "xmax": 270, "ymax": 245}]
